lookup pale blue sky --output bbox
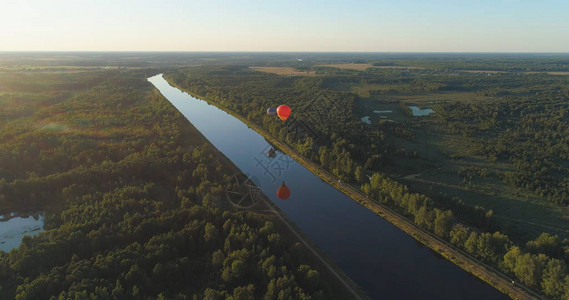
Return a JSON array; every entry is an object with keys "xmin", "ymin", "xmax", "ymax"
[{"xmin": 1, "ymin": 0, "xmax": 568, "ymax": 52}]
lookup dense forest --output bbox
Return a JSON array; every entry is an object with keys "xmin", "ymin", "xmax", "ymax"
[
  {"xmin": 166, "ymin": 59, "xmax": 569, "ymax": 299},
  {"xmin": 0, "ymin": 68, "xmax": 348, "ymax": 299}
]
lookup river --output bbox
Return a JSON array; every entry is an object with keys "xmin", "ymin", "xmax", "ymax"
[{"xmin": 148, "ymin": 74, "xmax": 508, "ymax": 300}]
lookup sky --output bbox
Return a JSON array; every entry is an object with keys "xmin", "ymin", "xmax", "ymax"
[{"xmin": 1, "ymin": 0, "xmax": 568, "ymax": 52}]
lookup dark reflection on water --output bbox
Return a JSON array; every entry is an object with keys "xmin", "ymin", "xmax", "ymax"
[{"xmin": 149, "ymin": 75, "xmax": 508, "ymax": 300}]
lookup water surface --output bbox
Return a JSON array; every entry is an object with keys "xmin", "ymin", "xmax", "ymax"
[
  {"xmin": 409, "ymin": 105, "xmax": 435, "ymax": 116},
  {"xmin": 0, "ymin": 213, "xmax": 44, "ymax": 252}
]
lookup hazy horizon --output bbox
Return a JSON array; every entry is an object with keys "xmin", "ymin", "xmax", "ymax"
[
  {"xmin": 2, "ymin": 0, "xmax": 569, "ymax": 52},
  {"xmin": 2, "ymin": 50, "xmax": 569, "ymax": 54}
]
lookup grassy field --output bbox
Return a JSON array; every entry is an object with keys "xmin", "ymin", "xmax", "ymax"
[
  {"xmin": 352, "ymin": 86, "xmax": 498, "ymax": 103},
  {"xmin": 388, "ymin": 92, "xmax": 498, "ymax": 103},
  {"xmin": 249, "ymin": 66, "xmax": 316, "ymax": 76},
  {"xmin": 374, "ymin": 65, "xmax": 424, "ymax": 70},
  {"xmin": 353, "ymin": 91, "xmax": 497, "ymax": 127},
  {"xmin": 350, "ymin": 83, "xmax": 569, "ymax": 243},
  {"xmin": 321, "ymin": 63, "xmax": 569, "ymax": 243},
  {"xmin": 400, "ymin": 128, "xmax": 569, "ymax": 242},
  {"xmin": 351, "ymin": 83, "xmax": 412, "ymax": 98},
  {"xmin": 318, "ymin": 62, "xmax": 569, "ymax": 75},
  {"xmin": 318, "ymin": 63, "xmax": 373, "ymax": 70},
  {"xmin": 363, "ymin": 101, "xmax": 569, "ymax": 242},
  {"xmin": 318, "ymin": 64, "xmax": 424, "ymax": 71},
  {"xmin": 463, "ymin": 70, "xmax": 569, "ymax": 75}
]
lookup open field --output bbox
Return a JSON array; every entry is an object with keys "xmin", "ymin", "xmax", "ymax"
[
  {"xmin": 250, "ymin": 64, "xmax": 569, "ymax": 79},
  {"xmin": 318, "ymin": 63, "xmax": 425, "ymax": 70},
  {"xmin": 374, "ymin": 65, "xmax": 424, "ymax": 70},
  {"xmin": 318, "ymin": 63, "xmax": 373, "ymax": 70},
  {"xmin": 390, "ymin": 125, "xmax": 569, "ymax": 242},
  {"xmin": 351, "ymin": 85, "xmax": 569, "ymax": 243},
  {"xmin": 290, "ymin": 60, "xmax": 569, "ymax": 245},
  {"xmin": 462, "ymin": 70, "xmax": 569, "ymax": 75},
  {"xmin": 355, "ymin": 99, "xmax": 410, "ymax": 124},
  {"xmin": 355, "ymin": 90, "xmax": 498, "ymax": 103},
  {"xmin": 401, "ymin": 169, "xmax": 569, "ymax": 242},
  {"xmin": 249, "ymin": 66, "xmax": 316, "ymax": 76},
  {"xmin": 351, "ymin": 83, "xmax": 411, "ymax": 97},
  {"xmin": 430, "ymin": 132, "xmax": 569, "ymax": 241},
  {"xmin": 0, "ymin": 66, "xmax": 124, "ymax": 71},
  {"xmin": 317, "ymin": 63, "xmax": 569, "ymax": 75},
  {"xmin": 389, "ymin": 92, "xmax": 498, "ymax": 104},
  {"xmin": 461, "ymin": 70, "xmax": 509, "ymax": 74},
  {"xmin": 526, "ymin": 71, "xmax": 569, "ymax": 75},
  {"xmin": 353, "ymin": 91, "xmax": 498, "ymax": 127}
]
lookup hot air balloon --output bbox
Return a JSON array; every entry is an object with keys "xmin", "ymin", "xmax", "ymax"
[
  {"xmin": 267, "ymin": 107, "xmax": 277, "ymax": 116},
  {"xmin": 276, "ymin": 182, "xmax": 290, "ymax": 200},
  {"xmin": 267, "ymin": 148, "xmax": 276, "ymax": 158},
  {"xmin": 277, "ymin": 105, "xmax": 291, "ymax": 122}
]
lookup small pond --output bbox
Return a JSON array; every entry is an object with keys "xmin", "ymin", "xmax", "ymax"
[
  {"xmin": 0, "ymin": 212, "xmax": 44, "ymax": 252},
  {"xmin": 409, "ymin": 105, "xmax": 435, "ymax": 116},
  {"xmin": 360, "ymin": 116, "xmax": 371, "ymax": 124}
]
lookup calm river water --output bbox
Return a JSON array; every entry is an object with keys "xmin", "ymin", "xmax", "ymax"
[{"xmin": 149, "ymin": 75, "xmax": 508, "ymax": 300}]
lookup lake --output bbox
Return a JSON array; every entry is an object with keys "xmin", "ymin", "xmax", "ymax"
[
  {"xmin": 409, "ymin": 105, "xmax": 435, "ymax": 116},
  {"xmin": 360, "ymin": 116, "xmax": 371, "ymax": 125},
  {"xmin": 0, "ymin": 212, "xmax": 44, "ymax": 252},
  {"xmin": 149, "ymin": 74, "xmax": 507, "ymax": 300}
]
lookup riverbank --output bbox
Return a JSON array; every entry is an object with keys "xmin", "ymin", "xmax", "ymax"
[
  {"xmin": 254, "ymin": 191, "xmax": 368, "ymax": 300},
  {"xmin": 164, "ymin": 76, "xmax": 538, "ymax": 300}
]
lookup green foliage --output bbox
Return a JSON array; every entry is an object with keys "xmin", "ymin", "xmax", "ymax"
[
  {"xmin": 450, "ymin": 224, "xmax": 469, "ymax": 247},
  {"xmin": 502, "ymin": 246, "xmax": 569, "ymax": 299},
  {"xmin": 434, "ymin": 209, "xmax": 454, "ymax": 239},
  {"xmin": 541, "ymin": 259, "xmax": 567, "ymax": 299},
  {"xmin": 526, "ymin": 233, "xmax": 564, "ymax": 258}
]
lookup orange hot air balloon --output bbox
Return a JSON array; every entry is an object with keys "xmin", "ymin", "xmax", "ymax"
[
  {"xmin": 276, "ymin": 182, "xmax": 290, "ymax": 200},
  {"xmin": 276, "ymin": 105, "xmax": 291, "ymax": 122}
]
